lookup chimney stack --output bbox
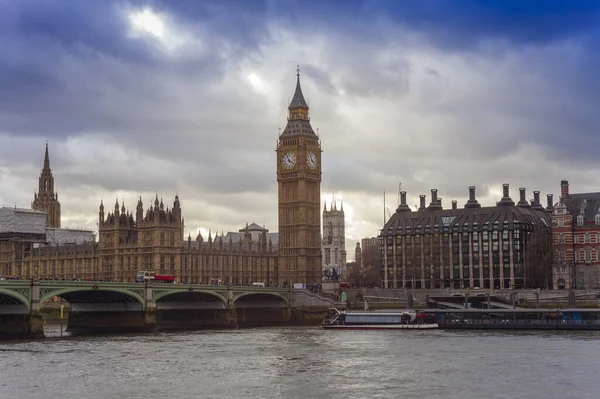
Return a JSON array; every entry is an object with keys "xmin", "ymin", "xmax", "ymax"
[
  {"xmin": 465, "ymin": 186, "xmax": 481, "ymax": 208},
  {"xmin": 503, "ymin": 184, "xmax": 510, "ymax": 199},
  {"xmin": 438, "ymin": 197, "xmax": 443, "ymax": 209},
  {"xmin": 546, "ymin": 194, "xmax": 554, "ymax": 212},
  {"xmin": 419, "ymin": 195, "xmax": 426, "ymax": 211},
  {"xmin": 560, "ymin": 180, "xmax": 569, "ymax": 201},
  {"xmin": 397, "ymin": 191, "xmax": 411, "ymax": 212},
  {"xmin": 531, "ymin": 191, "xmax": 545, "ymax": 211},
  {"xmin": 428, "ymin": 189, "xmax": 442, "ymax": 210},
  {"xmin": 498, "ymin": 183, "xmax": 515, "ymax": 207},
  {"xmin": 452, "ymin": 200, "xmax": 457, "ymax": 210},
  {"xmin": 517, "ymin": 187, "xmax": 530, "ymax": 207}
]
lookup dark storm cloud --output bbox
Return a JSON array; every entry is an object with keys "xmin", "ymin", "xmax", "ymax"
[
  {"xmin": 2, "ymin": 0, "xmax": 600, "ymax": 243},
  {"xmin": 369, "ymin": 0, "xmax": 600, "ymax": 49}
]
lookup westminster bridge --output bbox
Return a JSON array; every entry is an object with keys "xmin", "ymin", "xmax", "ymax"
[{"xmin": 0, "ymin": 280, "xmax": 342, "ymax": 339}]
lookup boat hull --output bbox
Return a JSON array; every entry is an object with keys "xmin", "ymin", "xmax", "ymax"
[{"xmin": 323, "ymin": 323, "xmax": 439, "ymax": 330}]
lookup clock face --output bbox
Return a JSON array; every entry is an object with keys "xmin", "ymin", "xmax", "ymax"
[
  {"xmin": 307, "ymin": 151, "xmax": 318, "ymax": 170},
  {"xmin": 281, "ymin": 151, "xmax": 296, "ymax": 169}
]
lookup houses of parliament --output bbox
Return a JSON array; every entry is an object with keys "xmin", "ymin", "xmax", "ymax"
[{"xmin": 0, "ymin": 70, "xmax": 323, "ymax": 286}]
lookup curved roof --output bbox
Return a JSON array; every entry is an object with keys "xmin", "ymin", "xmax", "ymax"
[{"xmin": 381, "ymin": 204, "xmax": 550, "ymax": 237}]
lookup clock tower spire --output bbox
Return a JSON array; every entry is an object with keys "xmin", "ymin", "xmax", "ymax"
[{"xmin": 277, "ymin": 66, "xmax": 322, "ymax": 286}]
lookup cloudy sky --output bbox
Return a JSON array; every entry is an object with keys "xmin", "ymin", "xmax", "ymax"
[{"xmin": 1, "ymin": 0, "xmax": 600, "ymax": 259}]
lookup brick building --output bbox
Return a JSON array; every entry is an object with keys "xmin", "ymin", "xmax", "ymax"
[{"xmin": 552, "ymin": 180, "xmax": 600, "ymax": 289}]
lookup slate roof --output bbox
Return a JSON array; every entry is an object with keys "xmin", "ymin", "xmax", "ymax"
[
  {"xmin": 280, "ymin": 119, "xmax": 316, "ymax": 138},
  {"xmin": 382, "ymin": 204, "xmax": 550, "ymax": 236},
  {"xmin": 563, "ymin": 192, "xmax": 600, "ymax": 224},
  {"xmin": 280, "ymin": 72, "xmax": 318, "ymax": 138},
  {"xmin": 289, "ymin": 75, "xmax": 309, "ymax": 110}
]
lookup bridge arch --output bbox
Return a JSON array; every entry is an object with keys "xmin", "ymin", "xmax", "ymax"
[
  {"xmin": 0, "ymin": 288, "xmax": 29, "ymax": 313},
  {"xmin": 234, "ymin": 292, "xmax": 289, "ymax": 308},
  {"xmin": 154, "ymin": 290, "xmax": 227, "ymax": 310},
  {"xmin": 40, "ymin": 288, "xmax": 145, "ymax": 310}
]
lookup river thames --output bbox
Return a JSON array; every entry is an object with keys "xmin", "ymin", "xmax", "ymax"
[{"xmin": 1, "ymin": 326, "xmax": 599, "ymax": 399}]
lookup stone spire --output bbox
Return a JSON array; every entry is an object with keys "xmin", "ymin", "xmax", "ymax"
[
  {"xmin": 44, "ymin": 141, "xmax": 50, "ymax": 170},
  {"xmin": 280, "ymin": 65, "xmax": 316, "ymax": 137},
  {"xmin": 32, "ymin": 142, "xmax": 61, "ymax": 227},
  {"xmin": 289, "ymin": 65, "xmax": 309, "ymax": 111}
]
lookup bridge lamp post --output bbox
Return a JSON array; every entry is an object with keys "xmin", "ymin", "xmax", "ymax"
[{"xmin": 33, "ymin": 262, "xmax": 39, "ymax": 280}]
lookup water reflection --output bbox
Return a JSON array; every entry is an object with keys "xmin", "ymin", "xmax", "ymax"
[{"xmin": 1, "ymin": 327, "xmax": 599, "ymax": 399}]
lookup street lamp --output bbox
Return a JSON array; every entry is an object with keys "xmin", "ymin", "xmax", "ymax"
[{"xmin": 33, "ymin": 262, "xmax": 39, "ymax": 280}]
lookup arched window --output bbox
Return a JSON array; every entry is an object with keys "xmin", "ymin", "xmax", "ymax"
[{"xmin": 577, "ymin": 215, "xmax": 584, "ymax": 226}]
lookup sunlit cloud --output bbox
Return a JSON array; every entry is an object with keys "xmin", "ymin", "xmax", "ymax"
[{"xmin": 129, "ymin": 8, "xmax": 165, "ymax": 38}]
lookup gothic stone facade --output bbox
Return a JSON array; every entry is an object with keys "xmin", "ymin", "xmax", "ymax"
[
  {"xmin": 3, "ymin": 71, "xmax": 330, "ymax": 287},
  {"xmin": 276, "ymin": 68, "xmax": 322, "ymax": 286},
  {"xmin": 321, "ymin": 201, "xmax": 347, "ymax": 281},
  {"xmin": 32, "ymin": 143, "xmax": 61, "ymax": 228},
  {"xmin": 380, "ymin": 184, "xmax": 553, "ymax": 289},
  {"xmin": 15, "ymin": 196, "xmax": 278, "ymax": 285}
]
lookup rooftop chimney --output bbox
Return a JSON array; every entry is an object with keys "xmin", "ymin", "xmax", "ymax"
[
  {"xmin": 452, "ymin": 200, "xmax": 457, "ymax": 210},
  {"xmin": 546, "ymin": 194, "xmax": 554, "ymax": 213},
  {"xmin": 560, "ymin": 180, "xmax": 569, "ymax": 201},
  {"xmin": 438, "ymin": 197, "xmax": 443, "ymax": 209},
  {"xmin": 498, "ymin": 183, "xmax": 515, "ymax": 207},
  {"xmin": 396, "ymin": 191, "xmax": 411, "ymax": 212},
  {"xmin": 517, "ymin": 187, "xmax": 530, "ymax": 208},
  {"xmin": 418, "ymin": 195, "xmax": 426, "ymax": 211},
  {"xmin": 464, "ymin": 186, "xmax": 481, "ymax": 208},
  {"xmin": 531, "ymin": 191, "xmax": 545, "ymax": 211},
  {"xmin": 428, "ymin": 189, "xmax": 442, "ymax": 210}
]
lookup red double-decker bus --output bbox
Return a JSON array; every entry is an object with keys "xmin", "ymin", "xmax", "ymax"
[{"xmin": 135, "ymin": 271, "xmax": 175, "ymax": 283}]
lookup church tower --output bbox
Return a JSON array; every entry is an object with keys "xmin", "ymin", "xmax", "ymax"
[
  {"xmin": 32, "ymin": 143, "xmax": 61, "ymax": 228},
  {"xmin": 277, "ymin": 67, "xmax": 322, "ymax": 286},
  {"xmin": 322, "ymin": 200, "xmax": 347, "ymax": 281}
]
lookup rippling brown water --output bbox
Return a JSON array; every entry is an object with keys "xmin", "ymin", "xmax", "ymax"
[{"xmin": 1, "ymin": 326, "xmax": 599, "ymax": 399}]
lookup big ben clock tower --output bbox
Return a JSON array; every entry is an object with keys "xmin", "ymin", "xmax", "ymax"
[{"xmin": 277, "ymin": 67, "xmax": 322, "ymax": 286}]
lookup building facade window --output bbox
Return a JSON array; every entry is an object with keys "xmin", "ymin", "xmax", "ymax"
[
  {"xmin": 558, "ymin": 233, "xmax": 565, "ymax": 244},
  {"xmin": 585, "ymin": 233, "xmax": 591, "ymax": 243},
  {"xmin": 558, "ymin": 218, "xmax": 564, "ymax": 227},
  {"xmin": 577, "ymin": 215, "xmax": 584, "ymax": 226}
]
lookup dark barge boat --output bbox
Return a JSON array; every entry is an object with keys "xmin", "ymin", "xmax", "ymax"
[
  {"xmin": 433, "ymin": 308, "xmax": 600, "ymax": 330},
  {"xmin": 322, "ymin": 308, "xmax": 439, "ymax": 330}
]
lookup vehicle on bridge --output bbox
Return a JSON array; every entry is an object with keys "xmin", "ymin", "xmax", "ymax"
[
  {"xmin": 252, "ymin": 282, "xmax": 265, "ymax": 287},
  {"xmin": 322, "ymin": 308, "xmax": 438, "ymax": 330},
  {"xmin": 135, "ymin": 271, "xmax": 175, "ymax": 284}
]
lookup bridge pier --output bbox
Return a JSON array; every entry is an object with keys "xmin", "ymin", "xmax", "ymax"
[
  {"xmin": 29, "ymin": 281, "xmax": 44, "ymax": 338},
  {"xmin": 145, "ymin": 284, "xmax": 157, "ymax": 332},
  {"xmin": 227, "ymin": 286, "xmax": 239, "ymax": 328}
]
